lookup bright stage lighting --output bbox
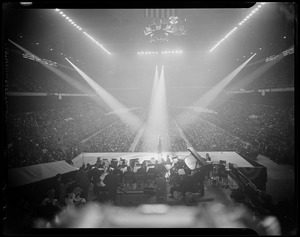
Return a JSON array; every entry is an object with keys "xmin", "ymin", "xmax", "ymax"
[
  {"xmin": 176, "ymin": 54, "xmax": 257, "ymax": 126},
  {"xmin": 65, "ymin": 58, "xmax": 142, "ymax": 131},
  {"xmin": 233, "ymin": 48, "xmax": 287, "ymax": 90},
  {"xmin": 139, "ymin": 65, "xmax": 170, "ymax": 152},
  {"xmin": 8, "ymin": 39, "xmax": 94, "ymax": 96}
]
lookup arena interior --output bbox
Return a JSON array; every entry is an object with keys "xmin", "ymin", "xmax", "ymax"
[{"xmin": 3, "ymin": 2, "xmax": 297, "ymax": 235}]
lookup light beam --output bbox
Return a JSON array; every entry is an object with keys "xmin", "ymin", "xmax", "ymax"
[
  {"xmin": 176, "ymin": 54, "xmax": 256, "ymax": 126},
  {"xmin": 141, "ymin": 66, "xmax": 170, "ymax": 153},
  {"xmin": 65, "ymin": 58, "xmax": 143, "ymax": 131}
]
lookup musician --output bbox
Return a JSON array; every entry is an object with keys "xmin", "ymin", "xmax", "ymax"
[
  {"xmin": 103, "ymin": 168, "xmax": 120, "ymax": 204},
  {"xmin": 181, "ymin": 170, "xmax": 196, "ymax": 198},
  {"xmin": 157, "ymin": 135, "xmax": 162, "ymax": 154},
  {"xmin": 192, "ymin": 169, "xmax": 206, "ymax": 197},
  {"xmin": 93, "ymin": 157, "xmax": 103, "ymax": 168},
  {"xmin": 169, "ymin": 179, "xmax": 183, "ymax": 199},
  {"xmin": 218, "ymin": 162, "xmax": 228, "ymax": 188},
  {"xmin": 87, "ymin": 163, "xmax": 103, "ymax": 197},
  {"xmin": 205, "ymin": 153, "xmax": 212, "ymax": 162}
]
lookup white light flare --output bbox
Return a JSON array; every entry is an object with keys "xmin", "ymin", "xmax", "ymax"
[
  {"xmin": 177, "ymin": 54, "xmax": 257, "ymax": 126},
  {"xmin": 65, "ymin": 58, "xmax": 142, "ymax": 131},
  {"xmin": 141, "ymin": 65, "xmax": 170, "ymax": 152},
  {"xmin": 8, "ymin": 39, "xmax": 92, "ymax": 95}
]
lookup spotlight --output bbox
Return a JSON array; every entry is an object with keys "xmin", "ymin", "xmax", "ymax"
[
  {"xmin": 68, "ymin": 19, "xmax": 72, "ymax": 22},
  {"xmin": 257, "ymin": 5, "xmax": 262, "ymax": 8},
  {"xmin": 62, "ymin": 14, "xmax": 66, "ymax": 17},
  {"xmin": 66, "ymin": 17, "xmax": 69, "ymax": 20},
  {"xmin": 59, "ymin": 12, "xmax": 63, "ymax": 15},
  {"xmin": 78, "ymin": 28, "xmax": 82, "ymax": 30},
  {"xmin": 55, "ymin": 8, "xmax": 60, "ymax": 11}
]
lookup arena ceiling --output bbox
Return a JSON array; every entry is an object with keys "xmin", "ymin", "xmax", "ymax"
[{"xmin": 4, "ymin": 2, "xmax": 295, "ymax": 89}]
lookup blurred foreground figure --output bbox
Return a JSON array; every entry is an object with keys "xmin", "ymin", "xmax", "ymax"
[{"xmin": 33, "ymin": 202, "xmax": 281, "ymax": 235}]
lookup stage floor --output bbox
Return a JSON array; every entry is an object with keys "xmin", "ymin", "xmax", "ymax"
[{"xmin": 72, "ymin": 151, "xmax": 254, "ymax": 169}]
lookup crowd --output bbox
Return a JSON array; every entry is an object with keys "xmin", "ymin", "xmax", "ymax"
[
  {"xmin": 206, "ymin": 98, "xmax": 294, "ymax": 164},
  {"xmin": 82, "ymin": 122, "xmax": 138, "ymax": 152},
  {"xmin": 228, "ymin": 54, "xmax": 294, "ymax": 91},
  {"xmin": 8, "ymin": 54, "xmax": 93, "ymax": 94},
  {"xmin": 175, "ymin": 110, "xmax": 258, "ymax": 160},
  {"xmin": 6, "ymin": 102, "xmax": 116, "ymax": 168},
  {"xmin": 6, "ymin": 99, "xmax": 294, "ymax": 168}
]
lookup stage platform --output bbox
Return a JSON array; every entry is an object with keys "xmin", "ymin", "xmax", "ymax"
[{"xmin": 72, "ymin": 151, "xmax": 254, "ymax": 169}]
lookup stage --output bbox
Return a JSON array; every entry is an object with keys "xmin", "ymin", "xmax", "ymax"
[{"xmin": 72, "ymin": 151, "xmax": 254, "ymax": 168}]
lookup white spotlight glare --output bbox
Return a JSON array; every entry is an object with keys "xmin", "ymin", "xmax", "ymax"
[
  {"xmin": 79, "ymin": 28, "xmax": 82, "ymax": 30},
  {"xmin": 66, "ymin": 17, "xmax": 69, "ymax": 20},
  {"xmin": 68, "ymin": 19, "xmax": 72, "ymax": 22},
  {"xmin": 55, "ymin": 8, "xmax": 60, "ymax": 11},
  {"xmin": 257, "ymin": 5, "xmax": 262, "ymax": 8},
  {"xmin": 261, "ymin": 2, "xmax": 266, "ymax": 5},
  {"xmin": 62, "ymin": 14, "xmax": 66, "ymax": 17},
  {"xmin": 59, "ymin": 12, "xmax": 63, "ymax": 15},
  {"xmin": 255, "ymin": 8, "xmax": 259, "ymax": 11}
]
